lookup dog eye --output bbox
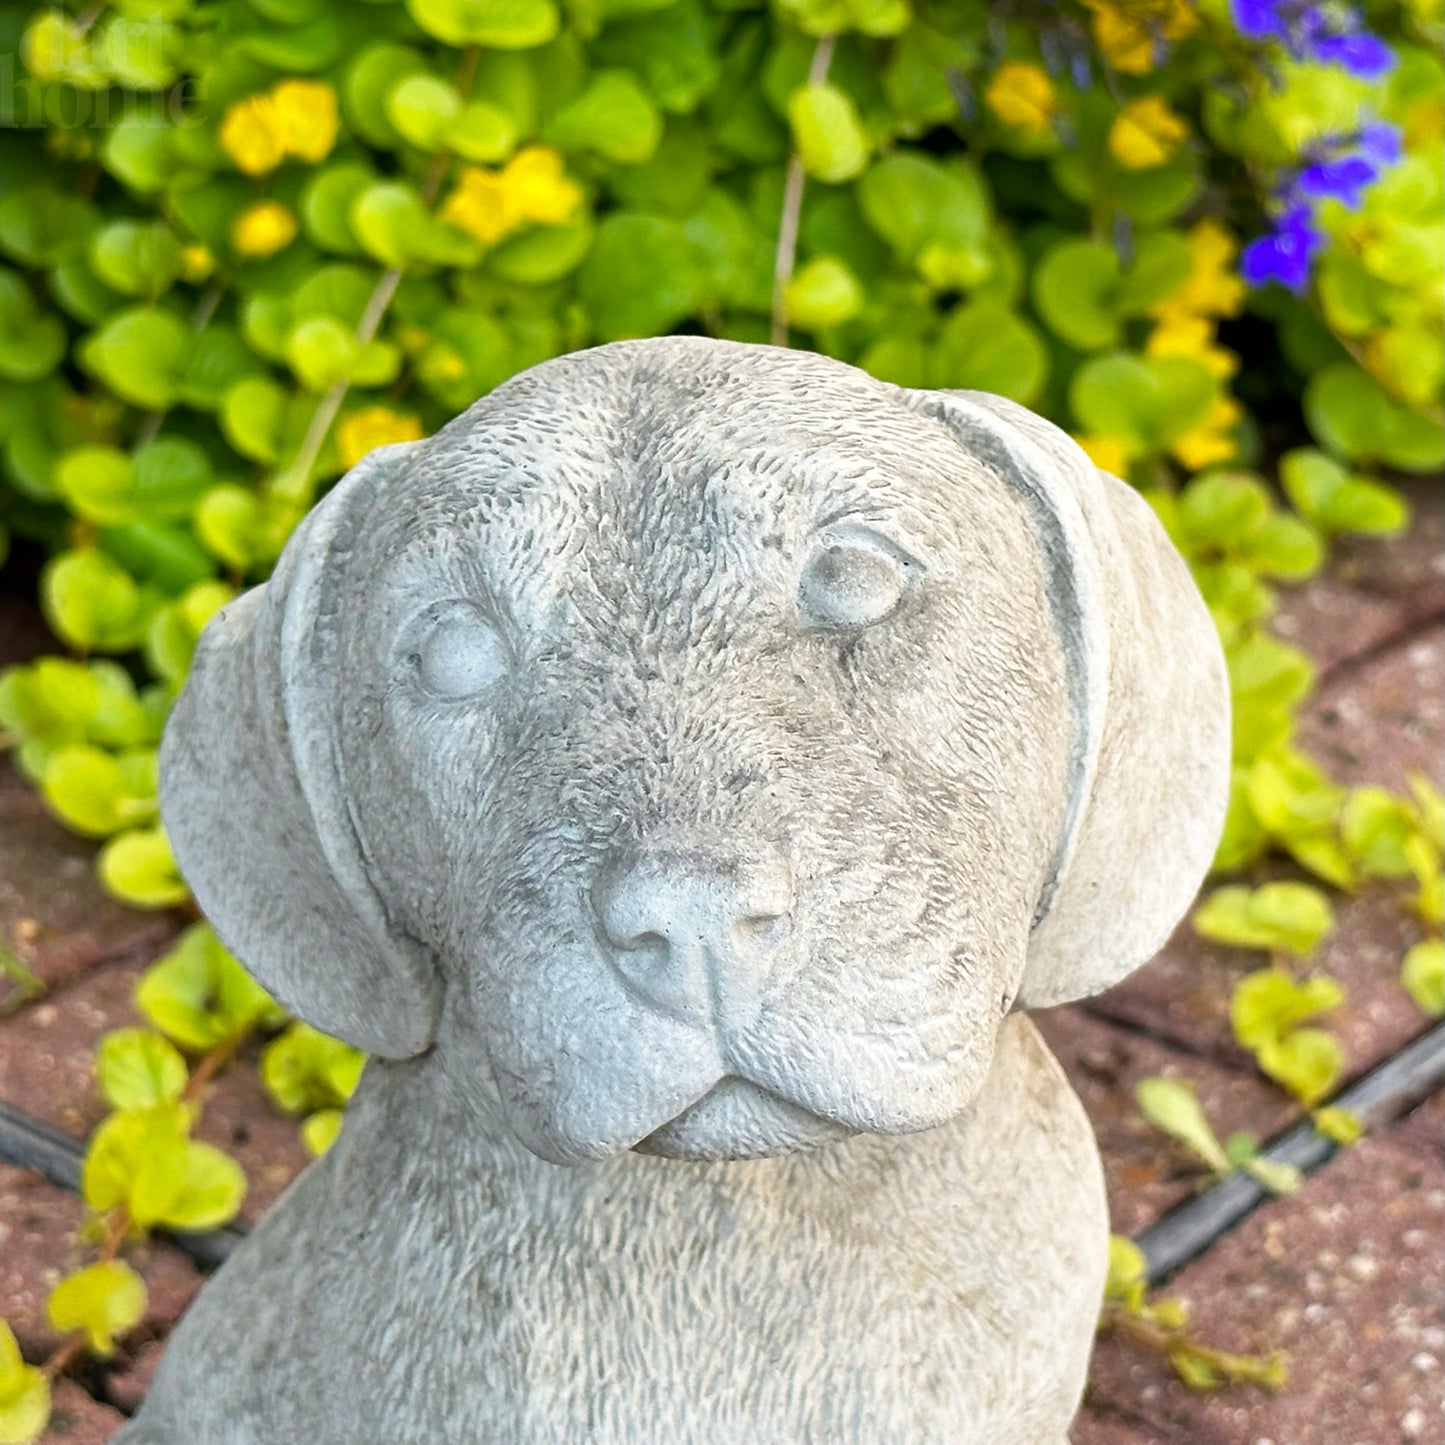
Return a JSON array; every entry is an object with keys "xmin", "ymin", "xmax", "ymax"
[
  {"xmin": 407, "ymin": 603, "xmax": 508, "ymax": 699},
  {"xmin": 799, "ymin": 532, "xmax": 914, "ymax": 630}
]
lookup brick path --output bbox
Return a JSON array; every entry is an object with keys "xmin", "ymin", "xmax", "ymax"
[{"xmin": 0, "ymin": 482, "xmax": 1440, "ymax": 1444}]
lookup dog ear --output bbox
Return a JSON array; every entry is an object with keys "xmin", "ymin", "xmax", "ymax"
[
  {"xmin": 159, "ymin": 444, "xmax": 441, "ymax": 1057},
  {"xmin": 897, "ymin": 388, "xmax": 1230, "ymax": 1006}
]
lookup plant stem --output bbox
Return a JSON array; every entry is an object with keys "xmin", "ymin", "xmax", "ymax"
[
  {"xmin": 770, "ymin": 35, "xmax": 837, "ymax": 348},
  {"xmin": 275, "ymin": 45, "xmax": 480, "ymax": 506}
]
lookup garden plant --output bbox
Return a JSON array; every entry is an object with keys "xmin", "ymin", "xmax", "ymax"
[{"xmin": 0, "ymin": 0, "xmax": 1441, "ymax": 1437}]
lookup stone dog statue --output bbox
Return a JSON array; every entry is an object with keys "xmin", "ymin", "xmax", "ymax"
[{"xmin": 118, "ymin": 338, "xmax": 1229, "ymax": 1444}]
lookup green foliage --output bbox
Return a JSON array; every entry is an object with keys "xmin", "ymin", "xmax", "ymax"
[
  {"xmin": 1401, "ymin": 939, "xmax": 1444, "ymax": 1016},
  {"xmin": 1194, "ymin": 882, "xmax": 1335, "ymax": 957},
  {"xmin": 82, "ymin": 1101, "xmax": 247, "ymax": 1231},
  {"xmin": 0, "ymin": 1321, "xmax": 48, "ymax": 1445},
  {"xmin": 135, "ymin": 923, "xmax": 284, "ymax": 1051},
  {"xmin": 1134, "ymin": 1077, "xmax": 1300, "ymax": 1195},
  {"xmin": 46, "ymin": 1261, "xmax": 146, "ymax": 1357},
  {"xmin": 260, "ymin": 1022, "xmax": 366, "ymax": 1154},
  {"xmin": 96, "ymin": 1028, "xmax": 190, "ymax": 1110},
  {"xmin": 1231, "ymin": 969, "xmax": 1345, "ymax": 1106},
  {"xmin": 1103, "ymin": 1235, "xmax": 1288, "ymax": 1393}
]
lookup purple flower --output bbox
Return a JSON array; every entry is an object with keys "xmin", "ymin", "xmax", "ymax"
[
  {"xmin": 1241, "ymin": 206, "xmax": 1326, "ymax": 292},
  {"xmin": 1358, "ymin": 121, "xmax": 1403, "ymax": 165},
  {"xmin": 1294, "ymin": 152, "xmax": 1381, "ymax": 209},
  {"xmin": 1231, "ymin": 0, "xmax": 1291, "ymax": 41},
  {"xmin": 1311, "ymin": 30, "xmax": 1395, "ymax": 78}
]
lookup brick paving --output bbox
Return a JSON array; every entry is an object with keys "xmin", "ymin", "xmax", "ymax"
[{"xmin": 0, "ymin": 480, "xmax": 1440, "ymax": 1443}]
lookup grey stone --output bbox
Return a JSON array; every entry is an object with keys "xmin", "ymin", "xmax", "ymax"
[{"xmin": 118, "ymin": 339, "xmax": 1230, "ymax": 1444}]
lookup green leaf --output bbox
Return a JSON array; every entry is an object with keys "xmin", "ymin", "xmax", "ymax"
[
  {"xmin": 1240, "ymin": 1154, "xmax": 1302, "ymax": 1195},
  {"xmin": 89, "ymin": 220, "xmax": 182, "ymax": 298},
  {"xmin": 577, "ymin": 213, "xmax": 702, "ymax": 340},
  {"xmin": 41, "ymin": 549, "xmax": 154, "ymax": 653},
  {"xmin": 350, "ymin": 182, "xmax": 480, "ymax": 270},
  {"xmin": 1103, "ymin": 1233, "xmax": 1147, "ymax": 1310},
  {"xmin": 79, "ymin": 305, "xmax": 191, "ymax": 410},
  {"xmin": 1069, "ymin": 353, "xmax": 1216, "ymax": 456},
  {"xmin": 386, "ymin": 73, "xmax": 463, "ymax": 150},
  {"xmin": 1342, "ymin": 786, "xmax": 1420, "ymax": 879},
  {"xmin": 1245, "ymin": 748, "xmax": 1344, "ymax": 839},
  {"xmin": 1305, "ymin": 363, "xmax": 1445, "ymax": 473},
  {"xmin": 931, "ymin": 298, "xmax": 1048, "ymax": 405},
  {"xmin": 547, "ymin": 71, "xmax": 663, "ymax": 165},
  {"xmin": 40, "ymin": 744, "xmax": 157, "ymax": 838},
  {"xmin": 1401, "ymin": 939, "xmax": 1444, "ymax": 1017},
  {"xmin": 96, "ymin": 1028, "xmax": 189, "ymax": 1110},
  {"xmin": 405, "ymin": 0, "xmax": 560, "ymax": 47},
  {"xmin": 301, "ymin": 163, "xmax": 373, "ymax": 255},
  {"xmin": 0, "ymin": 1319, "xmax": 48, "ymax": 1445},
  {"xmin": 136, "ymin": 923, "xmax": 280, "ymax": 1050},
  {"xmin": 1312, "ymin": 1105, "xmax": 1363, "ymax": 1145},
  {"xmin": 1195, "ymin": 882, "xmax": 1335, "ymax": 957},
  {"xmin": 1279, "ymin": 447, "xmax": 1410, "ymax": 538},
  {"xmin": 260, "ymin": 1022, "xmax": 366, "ymax": 1115},
  {"xmin": 446, "ymin": 101, "xmax": 520, "ymax": 163},
  {"xmin": 98, "ymin": 826, "xmax": 189, "ymax": 909},
  {"xmin": 1257, "ymin": 1027, "xmax": 1344, "ymax": 1106},
  {"xmin": 301, "ymin": 1108, "xmax": 345, "ymax": 1155},
  {"xmin": 0, "ymin": 269, "xmax": 67, "ymax": 383},
  {"xmin": 788, "ymin": 83, "xmax": 870, "ymax": 184},
  {"xmin": 0, "ymin": 185, "xmax": 98, "ymax": 267},
  {"xmin": 1033, "ymin": 239, "xmax": 1122, "ymax": 350},
  {"xmin": 857, "ymin": 154, "xmax": 989, "ymax": 269},
  {"xmin": 784, "ymin": 256, "xmax": 863, "ymax": 330},
  {"xmin": 1231, "ymin": 968, "xmax": 1344, "ymax": 1050},
  {"xmin": 46, "ymin": 1261, "xmax": 146, "ymax": 1356},
  {"xmin": 82, "ymin": 1102, "xmax": 246, "ymax": 1231},
  {"xmin": 1135, "ymin": 1077, "xmax": 1231, "ymax": 1174}
]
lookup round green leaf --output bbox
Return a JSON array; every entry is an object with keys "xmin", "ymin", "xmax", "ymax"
[
  {"xmin": 47, "ymin": 1261, "xmax": 147, "ymax": 1356},
  {"xmin": 79, "ymin": 305, "xmax": 191, "ymax": 409},
  {"xmin": 788, "ymin": 83, "xmax": 870, "ymax": 184},
  {"xmin": 577, "ymin": 213, "xmax": 702, "ymax": 340},
  {"xmin": 99, "ymin": 826, "xmax": 189, "ymax": 908},
  {"xmin": 97, "ymin": 1027, "xmax": 190, "ymax": 1110},
  {"xmin": 405, "ymin": 0, "xmax": 560, "ymax": 48}
]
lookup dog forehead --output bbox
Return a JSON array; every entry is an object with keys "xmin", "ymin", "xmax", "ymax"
[{"xmin": 364, "ymin": 341, "xmax": 1025, "ymax": 610}]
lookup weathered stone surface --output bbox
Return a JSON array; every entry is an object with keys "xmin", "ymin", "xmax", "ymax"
[
  {"xmin": 1036, "ymin": 1006, "xmax": 1295, "ymax": 1236},
  {"xmin": 0, "ymin": 1165, "xmax": 202, "ymax": 1358},
  {"xmin": 0, "ymin": 763, "xmax": 184, "ymax": 1007},
  {"xmin": 1087, "ymin": 1094, "xmax": 1445, "ymax": 1445},
  {"xmin": 39, "ymin": 1381, "xmax": 126, "ymax": 1444}
]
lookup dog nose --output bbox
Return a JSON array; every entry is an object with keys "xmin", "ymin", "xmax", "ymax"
[{"xmin": 592, "ymin": 849, "xmax": 795, "ymax": 1019}]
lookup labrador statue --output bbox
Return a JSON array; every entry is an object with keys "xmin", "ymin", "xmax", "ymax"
[{"xmin": 118, "ymin": 337, "xmax": 1230, "ymax": 1444}]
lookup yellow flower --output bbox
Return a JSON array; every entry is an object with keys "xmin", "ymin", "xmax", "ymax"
[
  {"xmin": 1083, "ymin": 0, "xmax": 1197, "ymax": 75},
  {"xmin": 443, "ymin": 168, "xmax": 515, "ymax": 245},
  {"xmin": 1171, "ymin": 395, "xmax": 1242, "ymax": 471},
  {"xmin": 984, "ymin": 62, "xmax": 1058, "ymax": 134},
  {"xmin": 270, "ymin": 79, "xmax": 339, "ymax": 165},
  {"xmin": 336, "ymin": 407, "xmax": 425, "ymax": 470},
  {"xmin": 232, "ymin": 200, "xmax": 298, "ymax": 259},
  {"xmin": 1108, "ymin": 96, "xmax": 1188, "ymax": 169},
  {"xmin": 178, "ymin": 244, "xmax": 215, "ymax": 283},
  {"xmin": 1152, "ymin": 219, "xmax": 1247, "ymax": 321},
  {"xmin": 1076, "ymin": 434, "xmax": 1133, "ymax": 475},
  {"xmin": 443, "ymin": 146, "xmax": 582, "ymax": 246},
  {"xmin": 503, "ymin": 147, "xmax": 584, "ymax": 226},
  {"xmin": 1146, "ymin": 313, "xmax": 1238, "ymax": 381},
  {"xmin": 218, "ymin": 93, "xmax": 285, "ymax": 176}
]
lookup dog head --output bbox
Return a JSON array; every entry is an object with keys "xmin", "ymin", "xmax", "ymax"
[{"xmin": 161, "ymin": 339, "xmax": 1229, "ymax": 1165}]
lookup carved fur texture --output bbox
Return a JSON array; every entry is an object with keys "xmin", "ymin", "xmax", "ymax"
[{"xmin": 120, "ymin": 338, "xmax": 1230, "ymax": 1444}]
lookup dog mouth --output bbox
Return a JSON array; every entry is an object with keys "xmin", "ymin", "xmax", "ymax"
[{"xmin": 633, "ymin": 1076, "xmax": 855, "ymax": 1161}]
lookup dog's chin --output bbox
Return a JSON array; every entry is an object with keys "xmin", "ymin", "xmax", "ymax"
[{"xmin": 632, "ymin": 1076, "xmax": 856, "ymax": 1161}]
